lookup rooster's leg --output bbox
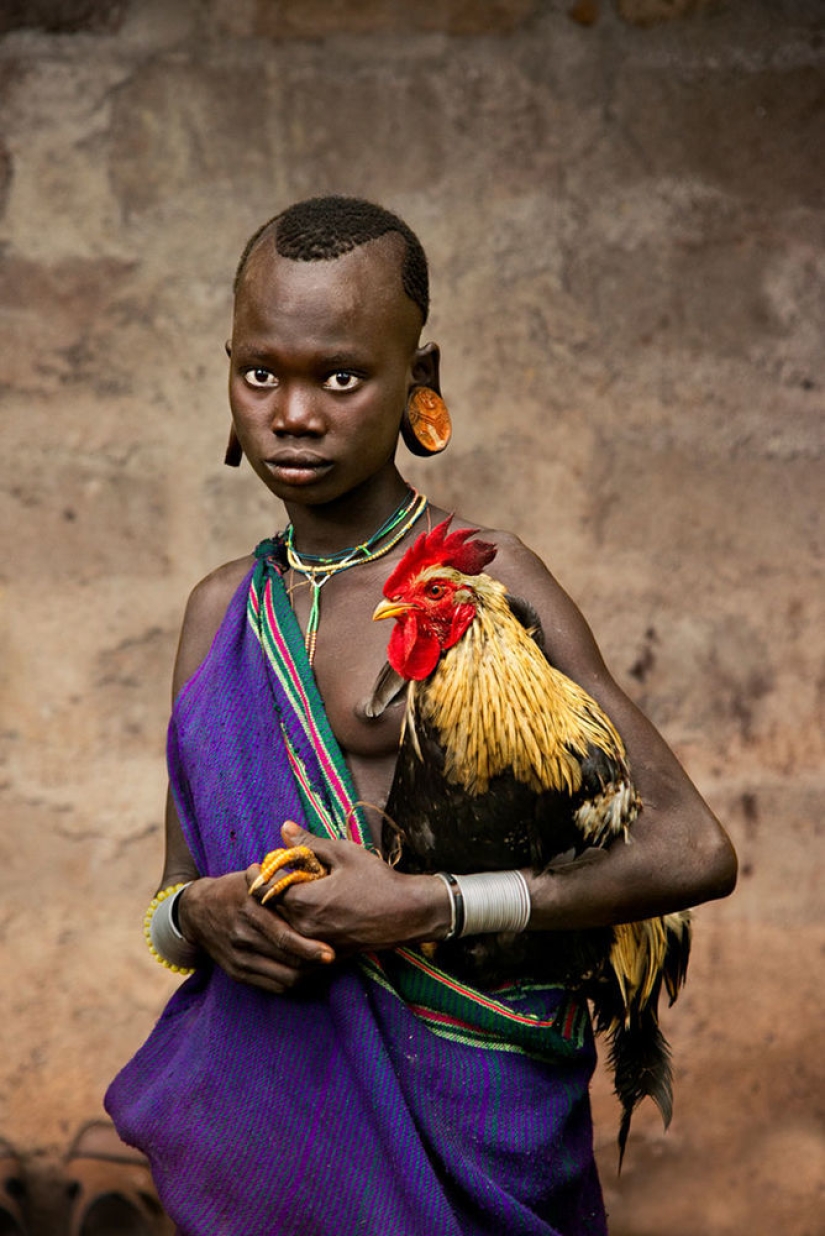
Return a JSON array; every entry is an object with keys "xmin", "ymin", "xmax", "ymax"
[{"xmin": 248, "ymin": 844, "xmax": 327, "ymax": 904}]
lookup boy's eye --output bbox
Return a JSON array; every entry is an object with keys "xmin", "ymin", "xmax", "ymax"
[
  {"xmin": 322, "ymin": 371, "xmax": 362, "ymax": 392},
  {"xmin": 243, "ymin": 368, "xmax": 278, "ymax": 388}
]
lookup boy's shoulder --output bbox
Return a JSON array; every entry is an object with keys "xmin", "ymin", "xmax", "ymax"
[
  {"xmin": 428, "ymin": 507, "xmax": 532, "ymax": 561},
  {"xmin": 187, "ymin": 554, "xmax": 257, "ymax": 617},
  {"xmin": 173, "ymin": 554, "xmax": 256, "ymax": 696},
  {"xmin": 442, "ymin": 512, "xmax": 601, "ymax": 680},
  {"xmin": 439, "ymin": 511, "xmax": 556, "ymax": 599}
]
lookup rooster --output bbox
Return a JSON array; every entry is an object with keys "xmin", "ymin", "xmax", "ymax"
[{"xmin": 370, "ymin": 518, "xmax": 691, "ymax": 1159}]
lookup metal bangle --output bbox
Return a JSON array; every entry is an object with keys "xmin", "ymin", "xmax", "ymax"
[
  {"xmin": 452, "ymin": 871, "xmax": 531, "ymax": 937},
  {"xmin": 434, "ymin": 872, "xmax": 465, "ymax": 941}
]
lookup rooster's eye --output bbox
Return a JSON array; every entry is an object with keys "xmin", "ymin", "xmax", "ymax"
[{"xmin": 425, "ymin": 583, "xmax": 445, "ymax": 599}]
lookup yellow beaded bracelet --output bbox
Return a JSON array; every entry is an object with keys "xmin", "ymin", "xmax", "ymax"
[{"xmin": 143, "ymin": 883, "xmax": 198, "ymax": 974}]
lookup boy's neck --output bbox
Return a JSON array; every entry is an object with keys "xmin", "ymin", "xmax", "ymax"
[{"xmin": 284, "ymin": 469, "xmax": 415, "ymax": 558}]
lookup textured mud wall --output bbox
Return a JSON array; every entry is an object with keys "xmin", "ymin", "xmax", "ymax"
[{"xmin": 1, "ymin": 1, "xmax": 823, "ymax": 1232}]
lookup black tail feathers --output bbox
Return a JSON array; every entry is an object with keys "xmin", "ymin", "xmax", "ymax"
[
  {"xmin": 609, "ymin": 1009, "xmax": 674, "ymax": 1169},
  {"xmin": 663, "ymin": 915, "xmax": 692, "ymax": 1007}
]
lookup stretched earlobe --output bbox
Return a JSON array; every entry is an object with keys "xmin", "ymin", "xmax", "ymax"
[
  {"xmin": 224, "ymin": 424, "xmax": 243, "ymax": 467},
  {"xmin": 401, "ymin": 387, "xmax": 452, "ymax": 457}
]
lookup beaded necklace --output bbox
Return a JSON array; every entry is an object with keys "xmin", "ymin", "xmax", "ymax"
[{"xmin": 285, "ymin": 487, "xmax": 427, "ymax": 666}]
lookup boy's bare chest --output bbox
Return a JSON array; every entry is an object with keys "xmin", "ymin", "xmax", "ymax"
[{"xmin": 285, "ymin": 569, "xmax": 406, "ymax": 763}]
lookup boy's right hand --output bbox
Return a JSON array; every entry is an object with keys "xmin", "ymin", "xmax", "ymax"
[{"xmin": 177, "ymin": 872, "xmax": 335, "ymax": 994}]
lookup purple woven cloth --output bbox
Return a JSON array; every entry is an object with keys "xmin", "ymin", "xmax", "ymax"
[{"xmin": 105, "ymin": 557, "xmax": 606, "ymax": 1236}]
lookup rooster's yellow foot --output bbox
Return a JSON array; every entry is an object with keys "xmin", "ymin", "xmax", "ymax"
[{"xmin": 249, "ymin": 845, "xmax": 327, "ymax": 905}]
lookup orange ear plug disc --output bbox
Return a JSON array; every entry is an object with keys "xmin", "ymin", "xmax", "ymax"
[{"xmin": 406, "ymin": 388, "xmax": 452, "ymax": 455}]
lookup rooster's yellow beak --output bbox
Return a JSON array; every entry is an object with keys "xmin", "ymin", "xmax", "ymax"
[{"xmin": 372, "ymin": 599, "xmax": 413, "ymax": 622}]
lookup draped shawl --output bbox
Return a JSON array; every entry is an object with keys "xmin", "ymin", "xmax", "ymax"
[{"xmin": 105, "ymin": 544, "xmax": 607, "ymax": 1236}]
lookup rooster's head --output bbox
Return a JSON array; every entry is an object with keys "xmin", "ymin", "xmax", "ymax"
[{"xmin": 373, "ymin": 518, "xmax": 497, "ymax": 680}]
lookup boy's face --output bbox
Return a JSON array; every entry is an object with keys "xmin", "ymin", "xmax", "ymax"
[{"xmin": 229, "ymin": 235, "xmax": 424, "ymax": 508}]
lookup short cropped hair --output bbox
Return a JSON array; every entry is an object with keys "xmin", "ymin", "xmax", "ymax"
[{"xmin": 234, "ymin": 196, "xmax": 429, "ymax": 324}]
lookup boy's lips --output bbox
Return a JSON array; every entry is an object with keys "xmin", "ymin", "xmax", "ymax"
[{"xmin": 264, "ymin": 453, "xmax": 333, "ymax": 485}]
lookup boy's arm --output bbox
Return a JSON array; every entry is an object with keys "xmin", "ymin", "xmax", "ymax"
[
  {"xmin": 408, "ymin": 514, "xmax": 736, "ymax": 918},
  {"xmin": 472, "ymin": 531, "xmax": 738, "ymax": 927}
]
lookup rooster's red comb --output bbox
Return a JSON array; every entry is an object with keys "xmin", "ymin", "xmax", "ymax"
[{"xmin": 383, "ymin": 517, "xmax": 498, "ymax": 596}]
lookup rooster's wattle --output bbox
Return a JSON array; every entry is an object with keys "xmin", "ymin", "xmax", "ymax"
[{"xmin": 370, "ymin": 518, "xmax": 691, "ymax": 1158}]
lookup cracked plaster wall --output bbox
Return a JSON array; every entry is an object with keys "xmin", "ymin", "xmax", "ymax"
[{"xmin": 0, "ymin": 1, "xmax": 823, "ymax": 1232}]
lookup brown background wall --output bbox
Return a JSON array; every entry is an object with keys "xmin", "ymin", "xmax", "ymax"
[{"xmin": 1, "ymin": 1, "xmax": 823, "ymax": 1232}]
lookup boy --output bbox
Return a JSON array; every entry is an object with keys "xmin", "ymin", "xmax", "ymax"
[{"xmin": 107, "ymin": 197, "xmax": 736, "ymax": 1235}]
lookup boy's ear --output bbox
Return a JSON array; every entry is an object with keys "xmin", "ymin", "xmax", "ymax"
[
  {"xmin": 409, "ymin": 341, "xmax": 441, "ymax": 395},
  {"xmin": 225, "ymin": 340, "xmax": 232, "ymax": 358}
]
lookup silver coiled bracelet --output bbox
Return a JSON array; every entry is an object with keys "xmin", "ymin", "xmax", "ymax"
[{"xmin": 435, "ymin": 870, "xmax": 531, "ymax": 940}]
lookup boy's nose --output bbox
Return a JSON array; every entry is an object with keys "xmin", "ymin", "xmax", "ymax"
[{"xmin": 270, "ymin": 386, "xmax": 323, "ymax": 436}]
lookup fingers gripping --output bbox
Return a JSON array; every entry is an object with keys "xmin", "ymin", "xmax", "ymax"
[{"xmin": 249, "ymin": 844, "xmax": 328, "ymax": 905}]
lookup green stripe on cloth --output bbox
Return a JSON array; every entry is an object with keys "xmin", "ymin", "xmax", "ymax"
[{"xmin": 361, "ymin": 949, "xmax": 589, "ymax": 1060}]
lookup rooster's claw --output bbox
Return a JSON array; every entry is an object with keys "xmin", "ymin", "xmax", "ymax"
[{"xmin": 249, "ymin": 845, "xmax": 327, "ymax": 904}]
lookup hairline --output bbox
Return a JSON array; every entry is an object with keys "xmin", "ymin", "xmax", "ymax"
[
  {"xmin": 234, "ymin": 216, "xmax": 428, "ymax": 328},
  {"xmin": 236, "ymin": 229, "xmax": 426, "ymax": 345}
]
